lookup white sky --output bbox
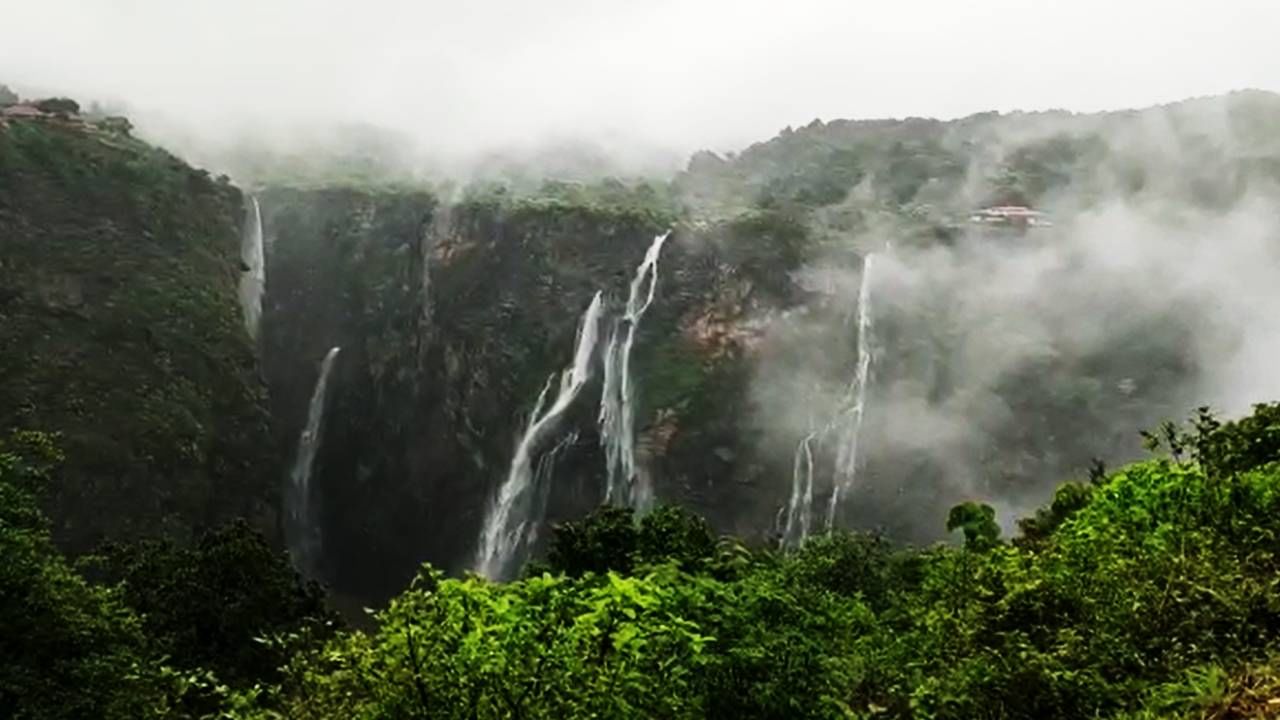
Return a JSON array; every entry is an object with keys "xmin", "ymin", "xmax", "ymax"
[{"xmin": 3, "ymin": 0, "xmax": 1278, "ymax": 155}]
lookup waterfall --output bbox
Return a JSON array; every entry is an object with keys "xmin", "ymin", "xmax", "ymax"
[
  {"xmin": 475, "ymin": 292, "xmax": 605, "ymax": 580},
  {"xmin": 288, "ymin": 346, "xmax": 341, "ymax": 576},
  {"xmin": 238, "ymin": 196, "xmax": 266, "ymax": 340},
  {"xmin": 827, "ymin": 253, "xmax": 876, "ymax": 530},
  {"xmin": 599, "ymin": 231, "xmax": 671, "ymax": 510},
  {"xmin": 782, "ymin": 428, "xmax": 818, "ymax": 547}
]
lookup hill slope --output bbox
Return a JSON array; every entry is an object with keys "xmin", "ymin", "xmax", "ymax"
[{"xmin": 0, "ymin": 115, "xmax": 281, "ymax": 549}]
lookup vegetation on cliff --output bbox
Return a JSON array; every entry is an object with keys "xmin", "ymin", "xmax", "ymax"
[
  {"xmin": 0, "ymin": 116, "xmax": 280, "ymax": 550},
  {"xmin": 0, "ymin": 430, "xmax": 333, "ymax": 720}
]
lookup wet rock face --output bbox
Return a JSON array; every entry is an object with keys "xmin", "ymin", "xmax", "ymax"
[{"xmin": 260, "ymin": 190, "xmax": 792, "ymax": 604}]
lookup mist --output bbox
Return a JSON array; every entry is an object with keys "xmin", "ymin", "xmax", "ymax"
[
  {"xmin": 750, "ymin": 97, "xmax": 1280, "ymax": 542},
  {"xmin": 5, "ymin": 0, "xmax": 1280, "ymax": 181}
]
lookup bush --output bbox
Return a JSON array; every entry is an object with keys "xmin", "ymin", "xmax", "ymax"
[
  {"xmin": 89, "ymin": 521, "xmax": 340, "ymax": 687},
  {"xmin": 33, "ymin": 97, "xmax": 79, "ymax": 116},
  {"xmin": 0, "ymin": 432, "xmax": 169, "ymax": 719}
]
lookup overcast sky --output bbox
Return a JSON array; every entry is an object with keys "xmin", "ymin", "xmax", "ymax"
[{"xmin": 4, "ymin": 0, "xmax": 1279, "ymax": 155}]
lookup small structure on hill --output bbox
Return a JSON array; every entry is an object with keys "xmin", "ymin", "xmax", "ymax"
[
  {"xmin": 1, "ymin": 104, "xmax": 46, "ymax": 119},
  {"xmin": 968, "ymin": 205, "xmax": 1053, "ymax": 229}
]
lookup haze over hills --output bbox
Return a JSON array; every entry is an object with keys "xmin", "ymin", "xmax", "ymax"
[
  {"xmin": 4, "ymin": 6, "xmax": 1280, "ymax": 712},
  {"xmin": 6, "ymin": 79, "xmax": 1280, "ymax": 587},
  {"xmin": 7, "ymin": 0, "xmax": 1280, "ymax": 184}
]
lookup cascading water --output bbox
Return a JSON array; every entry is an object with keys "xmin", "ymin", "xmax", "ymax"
[
  {"xmin": 288, "ymin": 346, "xmax": 341, "ymax": 576},
  {"xmin": 599, "ymin": 231, "xmax": 671, "ymax": 510},
  {"xmin": 782, "ymin": 428, "xmax": 818, "ymax": 547},
  {"xmin": 238, "ymin": 196, "xmax": 266, "ymax": 340},
  {"xmin": 475, "ymin": 292, "xmax": 605, "ymax": 580},
  {"xmin": 827, "ymin": 253, "xmax": 876, "ymax": 530}
]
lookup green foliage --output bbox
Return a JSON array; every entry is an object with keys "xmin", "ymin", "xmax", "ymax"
[
  {"xmin": 88, "ymin": 521, "xmax": 340, "ymax": 686},
  {"xmin": 1194, "ymin": 403, "xmax": 1280, "ymax": 479},
  {"xmin": 0, "ymin": 432, "xmax": 166, "ymax": 719},
  {"xmin": 267, "ymin": 568, "xmax": 716, "ymax": 719},
  {"xmin": 990, "ymin": 133, "xmax": 1108, "ymax": 205},
  {"xmin": 217, "ymin": 402, "xmax": 1280, "ymax": 719},
  {"xmin": 780, "ymin": 532, "xmax": 920, "ymax": 611},
  {"xmin": 636, "ymin": 333, "xmax": 706, "ymax": 417},
  {"xmin": 723, "ymin": 208, "xmax": 810, "ymax": 299},
  {"xmin": 636, "ymin": 506, "xmax": 718, "ymax": 572},
  {"xmin": 545, "ymin": 505, "xmax": 639, "ymax": 576},
  {"xmin": 1015, "ymin": 480, "xmax": 1094, "ymax": 547},
  {"xmin": 95, "ymin": 116, "xmax": 134, "ymax": 136},
  {"xmin": 33, "ymin": 97, "xmax": 79, "ymax": 116},
  {"xmin": 946, "ymin": 501, "xmax": 1002, "ymax": 551},
  {"xmin": 4, "ymin": 403, "xmax": 1280, "ymax": 718},
  {"xmin": 545, "ymin": 505, "xmax": 718, "ymax": 578}
]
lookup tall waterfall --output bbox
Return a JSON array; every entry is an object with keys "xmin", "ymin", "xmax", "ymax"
[
  {"xmin": 288, "ymin": 346, "xmax": 341, "ymax": 576},
  {"xmin": 827, "ymin": 253, "xmax": 876, "ymax": 530},
  {"xmin": 475, "ymin": 292, "xmax": 605, "ymax": 580},
  {"xmin": 599, "ymin": 231, "xmax": 671, "ymax": 510},
  {"xmin": 238, "ymin": 196, "xmax": 266, "ymax": 340}
]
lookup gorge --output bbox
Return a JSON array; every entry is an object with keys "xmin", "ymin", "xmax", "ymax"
[{"xmin": 5, "ymin": 84, "xmax": 1280, "ymax": 719}]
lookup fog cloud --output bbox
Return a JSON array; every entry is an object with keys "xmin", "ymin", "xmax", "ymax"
[
  {"xmin": 4, "ymin": 0, "xmax": 1279, "ymax": 168},
  {"xmin": 752, "ymin": 101, "xmax": 1280, "ymax": 542}
]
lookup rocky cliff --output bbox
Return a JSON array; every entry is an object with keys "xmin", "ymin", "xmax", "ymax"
[
  {"xmin": 259, "ymin": 92, "xmax": 1280, "ymax": 605},
  {"xmin": 7, "ymin": 91, "xmax": 1280, "ymax": 610},
  {"xmin": 257, "ymin": 186, "xmax": 809, "ymax": 599}
]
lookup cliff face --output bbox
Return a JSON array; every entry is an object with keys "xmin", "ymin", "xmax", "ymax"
[
  {"xmin": 257, "ymin": 93, "xmax": 1280, "ymax": 605},
  {"xmin": 9, "ymin": 91, "xmax": 1277, "ymax": 608},
  {"xmin": 0, "ymin": 118, "xmax": 281, "ymax": 549},
  {"xmin": 259, "ymin": 189, "xmax": 802, "ymax": 600}
]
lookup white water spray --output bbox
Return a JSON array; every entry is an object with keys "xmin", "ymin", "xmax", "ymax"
[
  {"xmin": 288, "ymin": 346, "xmax": 341, "ymax": 576},
  {"xmin": 238, "ymin": 196, "xmax": 266, "ymax": 340},
  {"xmin": 476, "ymin": 292, "xmax": 605, "ymax": 579},
  {"xmin": 827, "ymin": 253, "xmax": 876, "ymax": 530},
  {"xmin": 782, "ymin": 428, "xmax": 818, "ymax": 547},
  {"xmin": 599, "ymin": 231, "xmax": 671, "ymax": 510}
]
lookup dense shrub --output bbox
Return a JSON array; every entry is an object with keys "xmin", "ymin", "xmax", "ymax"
[
  {"xmin": 0, "ymin": 432, "xmax": 167, "ymax": 719},
  {"xmin": 224, "ymin": 403, "xmax": 1280, "ymax": 719},
  {"xmin": 89, "ymin": 521, "xmax": 339, "ymax": 686}
]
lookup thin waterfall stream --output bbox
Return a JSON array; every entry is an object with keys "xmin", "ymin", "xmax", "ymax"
[
  {"xmin": 599, "ymin": 231, "xmax": 671, "ymax": 510},
  {"xmin": 238, "ymin": 196, "xmax": 266, "ymax": 340},
  {"xmin": 288, "ymin": 346, "xmax": 341, "ymax": 575}
]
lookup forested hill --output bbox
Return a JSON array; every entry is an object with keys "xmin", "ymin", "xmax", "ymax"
[
  {"xmin": 4, "ymin": 86, "xmax": 1280, "ymax": 718},
  {"xmin": 0, "ymin": 101, "xmax": 281, "ymax": 551},
  {"xmin": 676, "ymin": 89, "xmax": 1280, "ymax": 222}
]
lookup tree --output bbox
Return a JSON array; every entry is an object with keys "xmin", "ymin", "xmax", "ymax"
[
  {"xmin": 545, "ymin": 505, "xmax": 638, "ymax": 576},
  {"xmin": 89, "ymin": 520, "xmax": 339, "ymax": 687},
  {"xmin": 544, "ymin": 504, "xmax": 719, "ymax": 578},
  {"xmin": 636, "ymin": 505, "xmax": 717, "ymax": 571},
  {"xmin": 96, "ymin": 116, "xmax": 133, "ymax": 135},
  {"xmin": 0, "ymin": 84, "xmax": 17, "ymax": 107},
  {"xmin": 268, "ymin": 568, "xmax": 715, "ymax": 719},
  {"xmin": 946, "ymin": 501, "xmax": 1002, "ymax": 551},
  {"xmin": 33, "ymin": 97, "xmax": 79, "ymax": 116},
  {"xmin": 0, "ymin": 432, "xmax": 169, "ymax": 719}
]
